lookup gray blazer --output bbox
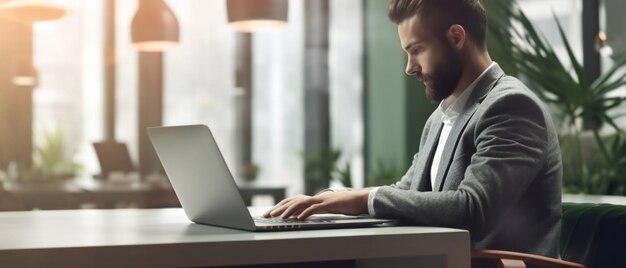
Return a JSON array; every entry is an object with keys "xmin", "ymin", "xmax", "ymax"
[{"xmin": 372, "ymin": 64, "xmax": 562, "ymax": 258}]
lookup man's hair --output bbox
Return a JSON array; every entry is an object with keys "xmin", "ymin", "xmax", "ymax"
[{"xmin": 388, "ymin": 0, "xmax": 487, "ymax": 49}]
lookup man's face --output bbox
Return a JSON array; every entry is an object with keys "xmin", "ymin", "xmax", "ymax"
[{"xmin": 398, "ymin": 15, "xmax": 463, "ymax": 103}]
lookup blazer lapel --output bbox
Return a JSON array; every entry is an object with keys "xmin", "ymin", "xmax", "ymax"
[{"xmin": 432, "ymin": 64, "xmax": 506, "ymax": 191}]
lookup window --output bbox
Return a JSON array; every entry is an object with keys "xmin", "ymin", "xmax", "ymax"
[
  {"xmin": 32, "ymin": 0, "xmax": 104, "ymax": 175},
  {"xmin": 28, "ymin": 0, "xmax": 365, "ymax": 197},
  {"xmin": 518, "ymin": 0, "xmax": 583, "ymax": 71}
]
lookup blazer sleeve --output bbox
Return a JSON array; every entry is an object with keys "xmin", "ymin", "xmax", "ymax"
[{"xmin": 371, "ymin": 92, "xmax": 549, "ymax": 234}]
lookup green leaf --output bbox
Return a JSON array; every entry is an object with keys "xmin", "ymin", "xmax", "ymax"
[
  {"xmin": 592, "ymin": 53, "xmax": 626, "ymax": 89},
  {"xmin": 553, "ymin": 11, "xmax": 588, "ymax": 88}
]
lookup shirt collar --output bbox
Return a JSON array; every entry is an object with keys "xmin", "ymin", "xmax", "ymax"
[{"xmin": 438, "ymin": 62, "xmax": 496, "ymax": 125}]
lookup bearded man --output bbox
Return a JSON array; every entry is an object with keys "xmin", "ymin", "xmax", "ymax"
[{"xmin": 265, "ymin": 0, "xmax": 562, "ymax": 258}]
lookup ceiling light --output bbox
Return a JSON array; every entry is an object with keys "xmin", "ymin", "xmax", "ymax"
[
  {"xmin": 0, "ymin": 0, "xmax": 66, "ymax": 23},
  {"xmin": 227, "ymin": 0, "xmax": 288, "ymax": 32},
  {"xmin": 131, "ymin": 0, "xmax": 179, "ymax": 52}
]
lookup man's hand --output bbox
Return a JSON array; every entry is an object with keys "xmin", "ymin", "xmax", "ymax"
[{"xmin": 262, "ymin": 189, "xmax": 370, "ymax": 220}]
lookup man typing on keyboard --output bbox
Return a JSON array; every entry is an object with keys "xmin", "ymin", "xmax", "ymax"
[{"xmin": 264, "ymin": 0, "xmax": 562, "ymax": 259}]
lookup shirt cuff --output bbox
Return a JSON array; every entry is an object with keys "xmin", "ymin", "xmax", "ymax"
[{"xmin": 367, "ymin": 187, "xmax": 380, "ymax": 217}]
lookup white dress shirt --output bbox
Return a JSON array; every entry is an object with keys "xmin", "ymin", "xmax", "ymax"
[{"xmin": 367, "ymin": 62, "xmax": 496, "ymax": 216}]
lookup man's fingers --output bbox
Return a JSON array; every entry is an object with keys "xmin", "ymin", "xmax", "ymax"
[
  {"xmin": 264, "ymin": 195, "xmax": 302, "ymax": 218},
  {"xmin": 297, "ymin": 203, "xmax": 326, "ymax": 220},
  {"xmin": 263, "ymin": 193, "xmax": 335, "ymax": 219},
  {"xmin": 280, "ymin": 202, "xmax": 307, "ymax": 219},
  {"xmin": 280, "ymin": 197, "xmax": 318, "ymax": 218},
  {"xmin": 274, "ymin": 195, "xmax": 298, "ymax": 207},
  {"xmin": 268, "ymin": 199, "xmax": 298, "ymax": 217}
]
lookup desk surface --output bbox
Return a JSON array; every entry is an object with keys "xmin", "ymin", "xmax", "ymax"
[
  {"xmin": 1, "ymin": 178, "xmax": 287, "ymax": 210},
  {"xmin": 0, "ymin": 208, "xmax": 470, "ymax": 267},
  {"xmin": 562, "ymin": 193, "xmax": 626, "ymax": 205}
]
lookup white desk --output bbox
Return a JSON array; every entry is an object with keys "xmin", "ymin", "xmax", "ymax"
[
  {"xmin": 0, "ymin": 208, "xmax": 470, "ymax": 267},
  {"xmin": 562, "ymin": 193, "xmax": 626, "ymax": 205}
]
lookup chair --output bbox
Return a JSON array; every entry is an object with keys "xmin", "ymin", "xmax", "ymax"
[
  {"xmin": 472, "ymin": 249, "xmax": 584, "ymax": 268},
  {"xmin": 472, "ymin": 202, "xmax": 626, "ymax": 268},
  {"xmin": 559, "ymin": 203, "xmax": 626, "ymax": 268}
]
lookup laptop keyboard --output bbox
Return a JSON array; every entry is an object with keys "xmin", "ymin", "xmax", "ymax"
[{"xmin": 254, "ymin": 217, "xmax": 333, "ymax": 224}]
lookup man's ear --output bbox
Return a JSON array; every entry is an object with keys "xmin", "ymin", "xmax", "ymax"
[{"xmin": 446, "ymin": 24, "xmax": 466, "ymax": 50}]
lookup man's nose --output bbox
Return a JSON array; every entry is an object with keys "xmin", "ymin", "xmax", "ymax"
[{"xmin": 406, "ymin": 61, "xmax": 419, "ymax": 76}]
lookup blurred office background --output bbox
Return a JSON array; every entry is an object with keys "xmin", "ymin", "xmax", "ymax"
[{"xmin": 0, "ymin": 0, "xmax": 625, "ymax": 211}]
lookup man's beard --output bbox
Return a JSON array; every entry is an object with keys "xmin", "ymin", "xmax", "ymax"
[{"xmin": 420, "ymin": 45, "xmax": 463, "ymax": 103}]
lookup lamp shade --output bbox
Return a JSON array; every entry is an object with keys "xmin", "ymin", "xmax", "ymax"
[
  {"xmin": 0, "ymin": 0, "xmax": 66, "ymax": 23},
  {"xmin": 227, "ymin": 0, "xmax": 288, "ymax": 32},
  {"xmin": 131, "ymin": 0, "xmax": 179, "ymax": 52},
  {"xmin": 11, "ymin": 56, "xmax": 38, "ymax": 87}
]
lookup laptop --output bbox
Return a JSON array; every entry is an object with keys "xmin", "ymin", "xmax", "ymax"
[
  {"xmin": 93, "ymin": 142, "xmax": 135, "ymax": 179},
  {"xmin": 147, "ymin": 124, "xmax": 394, "ymax": 231}
]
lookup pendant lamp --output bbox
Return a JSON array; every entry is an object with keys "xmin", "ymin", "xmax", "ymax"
[
  {"xmin": 0, "ymin": 0, "xmax": 66, "ymax": 23},
  {"xmin": 11, "ymin": 56, "xmax": 38, "ymax": 87},
  {"xmin": 131, "ymin": 0, "xmax": 179, "ymax": 52},
  {"xmin": 227, "ymin": 0, "xmax": 288, "ymax": 32}
]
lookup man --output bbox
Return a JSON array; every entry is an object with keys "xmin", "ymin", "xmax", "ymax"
[{"xmin": 264, "ymin": 0, "xmax": 562, "ymax": 258}]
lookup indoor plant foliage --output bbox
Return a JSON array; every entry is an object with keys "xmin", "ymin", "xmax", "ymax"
[
  {"xmin": 303, "ymin": 146, "xmax": 352, "ymax": 194},
  {"xmin": 28, "ymin": 128, "xmax": 81, "ymax": 182},
  {"xmin": 489, "ymin": 1, "xmax": 626, "ymax": 194},
  {"xmin": 366, "ymin": 160, "xmax": 404, "ymax": 188}
]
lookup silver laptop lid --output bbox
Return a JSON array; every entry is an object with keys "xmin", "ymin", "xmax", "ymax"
[{"xmin": 148, "ymin": 125, "xmax": 256, "ymax": 231}]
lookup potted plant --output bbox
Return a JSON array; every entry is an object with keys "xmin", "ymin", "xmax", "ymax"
[
  {"xmin": 488, "ymin": 0, "xmax": 626, "ymax": 195},
  {"xmin": 303, "ymin": 145, "xmax": 355, "ymax": 194},
  {"xmin": 239, "ymin": 162, "xmax": 260, "ymax": 184},
  {"xmin": 20, "ymin": 128, "xmax": 81, "ymax": 188}
]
